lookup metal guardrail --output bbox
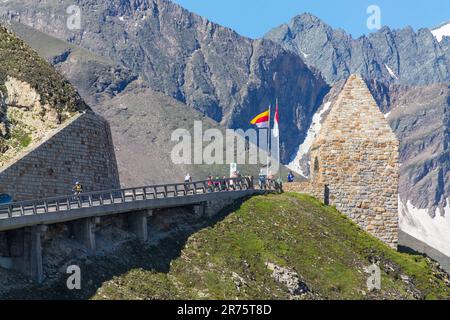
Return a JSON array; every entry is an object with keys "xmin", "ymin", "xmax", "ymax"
[{"xmin": 0, "ymin": 178, "xmax": 264, "ymax": 219}]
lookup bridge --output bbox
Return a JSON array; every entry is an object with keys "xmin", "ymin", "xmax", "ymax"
[{"xmin": 0, "ymin": 178, "xmax": 272, "ymax": 283}]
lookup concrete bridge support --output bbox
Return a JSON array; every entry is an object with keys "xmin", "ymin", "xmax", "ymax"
[
  {"xmin": 194, "ymin": 200, "xmax": 234, "ymax": 219},
  {"xmin": 28, "ymin": 226, "xmax": 45, "ymax": 283},
  {"xmin": 194, "ymin": 203, "xmax": 206, "ymax": 217},
  {"xmin": 72, "ymin": 218, "xmax": 98, "ymax": 252},
  {"xmin": 2, "ymin": 225, "xmax": 47, "ymax": 283},
  {"xmin": 128, "ymin": 210, "xmax": 152, "ymax": 242}
]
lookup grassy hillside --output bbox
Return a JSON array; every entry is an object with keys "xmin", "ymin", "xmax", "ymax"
[
  {"xmin": 92, "ymin": 193, "xmax": 450, "ymax": 300},
  {"xmin": 0, "ymin": 24, "xmax": 88, "ymax": 165}
]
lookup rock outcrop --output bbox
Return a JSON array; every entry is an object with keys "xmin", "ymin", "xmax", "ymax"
[
  {"xmin": 0, "ymin": 25, "xmax": 88, "ymax": 167},
  {"xmin": 387, "ymin": 84, "xmax": 449, "ymax": 216}
]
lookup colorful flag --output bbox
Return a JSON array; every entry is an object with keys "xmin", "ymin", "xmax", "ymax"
[
  {"xmin": 273, "ymin": 102, "xmax": 279, "ymax": 138},
  {"xmin": 250, "ymin": 109, "xmax": 270, "ymax": 128}
]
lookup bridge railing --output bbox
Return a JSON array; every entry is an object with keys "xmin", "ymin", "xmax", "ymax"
[{"xmin": 0, "ymin": 177, "xmax": 261, "ymax": 218}]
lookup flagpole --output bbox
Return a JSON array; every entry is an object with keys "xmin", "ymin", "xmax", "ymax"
[
  {"xmin": 267, "ymin": 104, "xmax": 271, "ymax": 174},
  {"xmin": 276, "ymin": 98, "xmax": 281, "ymax": 179}
]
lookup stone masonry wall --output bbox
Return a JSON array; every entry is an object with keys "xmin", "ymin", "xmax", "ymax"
[
  {"xmin": 309, "ymin": 74, "xmax": 400, "ymax": 248},
  {"xmin": 0, "ymin": 112, "xmax": 120, "ymax": 201}
]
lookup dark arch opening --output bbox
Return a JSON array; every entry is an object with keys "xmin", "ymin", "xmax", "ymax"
[{"xmin": 314, "ymin": 157, "xmax": 319, "ymax": 173}]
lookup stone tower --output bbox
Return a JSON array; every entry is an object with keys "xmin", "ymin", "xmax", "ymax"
[{"xmin": 310, "ymin": 74, "xmax": 399, "ymax": 248}]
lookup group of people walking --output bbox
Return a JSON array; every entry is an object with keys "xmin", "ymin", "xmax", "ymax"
[
  {"xmin": 206, "ymin": 171, "xmax": 246, "ymax": 192},
  {"xmin": 258, "ymin": 169, "xmax": 296, "ymax": 191},
  {"xmin": 181, "ymin": 172, "xmax": 247, "ymax": 193},
  {"xmin": 184, "ymin": 169, "xmax": 296, "ymax": 194},
  {"xmin": 258, "ymin": 168, "xmax": 280, "ymax": 191}
]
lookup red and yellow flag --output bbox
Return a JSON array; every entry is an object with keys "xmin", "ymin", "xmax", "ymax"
[{"xmin": 250, "ymin": 109, "xmax": 270, "ymax": 128}]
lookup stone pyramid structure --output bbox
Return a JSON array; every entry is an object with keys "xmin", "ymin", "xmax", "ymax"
[{"xmin": 310, "ymin": 74, "xmax": 400, "ymax": 247}]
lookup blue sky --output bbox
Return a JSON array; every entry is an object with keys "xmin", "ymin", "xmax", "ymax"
[{"xmin": 171, "ymin": 0, "xmax": 450, "ymax": 39}]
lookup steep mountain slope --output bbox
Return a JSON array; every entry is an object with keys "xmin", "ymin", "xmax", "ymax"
[
  {"xmin": 1, "ymin": 20, "xmax": 137, "ymax": 106},
  {"xmin": 265, "ymin": 13, "xmax": 450, "ymax": 86},
  {"xmin": 391, "ymin": 84, "xmax": 450, "ymax": 257},
  {"xmin": 4, "ymin": 193, "xmax": 448, "ymax": 300},
  {"xmin": 0, "ymin": 0, "xmax": 329, "ymax": 163},
  {"xmin": 95, "ymin": 84, "xmax": 209, "ymax": 185},
  {"xmin": 0, "ymin": 25, "xmax": 88, "ymax": 167},
  {"xmin": 388, "ymin": 84, "xmax": 449, "ymax": 214}
]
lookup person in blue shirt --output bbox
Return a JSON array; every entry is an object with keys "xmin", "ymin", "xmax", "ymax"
[
  {"xmin": 258, "ymin": 168, "xmax": 267, "ymax": 190},
  {"xmin": 287, "ymin": 171, "xmax": 295, "ymax": 183}
]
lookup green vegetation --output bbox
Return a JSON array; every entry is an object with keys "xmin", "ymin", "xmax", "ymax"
[
  {"xmin": 10, "ymin": 126, "xmax": 32, "ymax": 148},
  {"xmin": 92, "ymin": 193, "xmax": 450, "ymax": 300},
  {"xmin": 0, "ymin": 25, "xmax": 88, "ymax": 113}
]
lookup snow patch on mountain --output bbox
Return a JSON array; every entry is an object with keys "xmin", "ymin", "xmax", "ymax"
[
  {"xmin": 431, "ymin": 21, "xmax": 450, "ymax": 42},
  {"xmin": 299, "ymin": 49, "xmax": 309, "ymax": 59},
  {"xmin": 385, "ymin": 64, "xmax": 398, "ymax": 79},
  {"xmin": 288, "ymin": 102, "xmax": 332, "ymax": 177},
  {"xmin": 399, "ymin": 197, "xmax": 450, "ymax": 257}
]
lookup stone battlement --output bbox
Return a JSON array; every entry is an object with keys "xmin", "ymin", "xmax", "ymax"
[{"xmin": 0, "ymin": 112, "xmax": 120, "ymax": 201}]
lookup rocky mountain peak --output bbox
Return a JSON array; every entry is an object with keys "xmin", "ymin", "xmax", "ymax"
[
  {"xmin": 265, "ymin": 12, "xmax": 333, "ymax": 45},
  {"xmin": 266, "ymin": 16, "xmax": 450, "ymax": 86},
  {"xmin": 290, "ymin": 12, "xmax": 327, "ymax": 29}
]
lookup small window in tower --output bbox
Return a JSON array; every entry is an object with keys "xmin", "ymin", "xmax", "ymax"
[{"xmin": 314, "ymin": 157, "xmax": 319, "ymax": 173}]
